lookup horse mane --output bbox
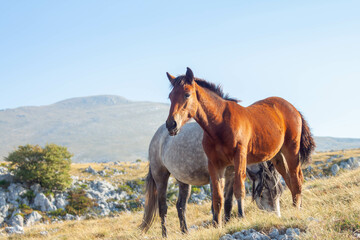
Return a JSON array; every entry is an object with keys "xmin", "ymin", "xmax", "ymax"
[{"xmin": 171, "ymin": 75, "xmax": 239, "ymax": 103}]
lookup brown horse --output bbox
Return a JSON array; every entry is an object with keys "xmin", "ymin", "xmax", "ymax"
[{"xmin": 165, "ymin": 68, "xmax": 315, "ymax": 226}]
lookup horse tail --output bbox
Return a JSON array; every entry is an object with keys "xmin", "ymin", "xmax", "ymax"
[
  {"xmin": 299, "ymin": 113, "xmax": 316, "ymax": 165},
  {"xmin": 139, "ymin": 165, "xmax": 158, "ymax": 233}
]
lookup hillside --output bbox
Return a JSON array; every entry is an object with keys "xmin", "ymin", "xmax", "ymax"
[
  {"xmin": 0, "ymin": 95, "xmax": 360, "ymax": 163},
  {"xmin": 0, "ymin": 149, "xmax": 359, "ymax": 239},
  {"xmin": 0, "ymin": 95, "xmax": 169, "ymax": 163}
]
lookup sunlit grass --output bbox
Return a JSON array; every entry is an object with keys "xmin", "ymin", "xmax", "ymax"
[{"xmin": 1, "ymin": 149, "xmax": 360, "ymax": 239}]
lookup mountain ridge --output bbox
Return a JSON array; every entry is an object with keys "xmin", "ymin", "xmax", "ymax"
[{"xmin": 0, "ymin": 95, "xmax": 359, "ymax": 162}]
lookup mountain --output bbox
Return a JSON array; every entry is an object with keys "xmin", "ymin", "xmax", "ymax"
[
  {"xmin": 314, "ymin": 136, "xmax": 360, "ymax": 152},
  {"xmin": 0, "ymin": 95, "xmax": 359, "ymax": 162},
  {"xmin": 0, "ymin": 95, "xmax": 169, "ymax": 162}
]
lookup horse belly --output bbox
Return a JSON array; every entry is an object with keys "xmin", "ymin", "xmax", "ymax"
[{"xmin": 163, "ymin": 150, "xmax": 210, "ymax": 186}]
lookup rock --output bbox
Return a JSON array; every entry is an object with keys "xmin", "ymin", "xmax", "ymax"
[
  {"xmin": 30, "ymin": 183, "xmax": 42, "ymax": 194},
  {"xmin": 331, "ymin": 164, "xmax": 340, "ymax": 176},
  {"xmin": 64, "ymin": 213, "xmax": 76, "ymax": 221},
  {"xmin": 353, "ymin": 161, "xmax": 360, "ymax": 169},
  {"xmin": 269, "ymin": 228, "xmax": 279, "ymax": 238},
  {"xmin": 220, "ymin": 234, "xmax": 234, "ymax": 240},
  {"xmin": 9, "ymin": 214, "xmax": 24, "ymax": 227},
  {"xmin": 34, "ymin": 193, "xmax": 57, "ymax": 212},
  {"xmin": 5, "ymin": 225, "xmax": 24, "ymax": 235},
  {"xmin": 6, "ymin": 183, "xmax": 27, "ymax": 205},
  {"xmin": 25, "ymin": 211, "xmax": 43, "ymax": 226},
  {"xmin": 232, "ymin": 232, "xmax": 245, "ymax": 239},
  {"xmin": 285, "ymin": 228, "xmax": 300, "ymax": 236},
  {"xmin": 98, "ymin": 170, "xmax": 106, "ymax": 176},
  {"xmin": 0, "ymin": 204, "xmax": 10, "ymax": 218},
  {"xmin": 0, "ymin": 191, "xmax": 6, "ymax": 207},
  {"xmin": 55, "ymin": 194, "xmax": 68, "ymax": 209},
  {"xmin": 85, "ymin": 166, "xmax": 97, "ymax": 174},
  {"xmin": 0, "ymin": 173, "xmax": 14, "ymax": 182}
]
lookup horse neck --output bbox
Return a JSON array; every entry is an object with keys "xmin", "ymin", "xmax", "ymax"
[{"xmin": 193, "ymin": 84, "xmax": 227, "ymax": 138}]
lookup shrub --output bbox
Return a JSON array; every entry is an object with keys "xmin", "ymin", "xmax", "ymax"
[
  {"xmin": 0, "ymin": 180, "xmax": 10, "ymax": 189},
  {"xmin": 21, "ymin": 190, "xmax": 35, "ymax": 202},
  {"xmin": 19, "ymin": 203, "xmax": 33, "ymax": 215},
  {"xmin": 49, "ymin": 208, "xmax": 66, "ymax": 217},
  {"xmin": 66, "ymin": 188, "xmax": 97, "ymax": 215},
  {"xmin": 5, "ymin": 144, "xmax": 72, "ymax": 191}
]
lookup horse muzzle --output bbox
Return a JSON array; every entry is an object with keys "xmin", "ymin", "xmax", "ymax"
[{"xmin": 166, "ymin": 120, "xmax": 178, "ymax": 136}]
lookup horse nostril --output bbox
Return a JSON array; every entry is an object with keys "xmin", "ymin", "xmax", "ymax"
[{"xmin": 166, "ymin": 120, "xmax": 177, "ymax": 130}]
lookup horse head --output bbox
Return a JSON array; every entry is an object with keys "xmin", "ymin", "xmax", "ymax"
[
  {"xmin": 166, "ymin": 68, "xmax": 198, "ymax": 136},
  {"xmin": 247, "ymin": 161, "xmax": 283, "ymax": 217}
]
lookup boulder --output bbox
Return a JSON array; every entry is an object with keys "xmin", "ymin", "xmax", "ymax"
[
  {"xmin": 85, "ymin": 166, "xmax": 97, "ymax": 174},
  {"xmin": 5, "ymin": 225, "xmax": 24, "ymax": 235},
  {"xmin": 220, "ymin": 234, "xmax": 234, "ymax": 240},
  {"xmin": 6, "ymin": 183, "xmax": 27, "ymax": 205},
  {"xmin": 9, "ymin": 214, "xmax": 24, "ymax": 227},
  {"xmin": 25, "ymin": 211, "xmax": 43, "ymax": 226},
  {"xmin": 286, "ymin": 228, "xmax": 300, "ymax": 236},
  {"xmin": 34, "ymin": 193, "xmax": 57, "ymax": 212},
  {"xmin": 64, "ymin": 213, "xmax": 76, "ymax": 221},
  {"xmin": 331, "ymin": 164, "xmax": 340, "ymax": 176},
  {"xmin": 30, "ymin": 183, "xmax": 42, "ymax": 194},
  {"xmin": 0, "ymin": 204, "xmax": 10, "ymax": 218},
  {"xmin": 269, "ymin": 228, "xmax": 279, "ymax": 238},
  {"xmin": 0, "ymin": 191, "xmax": 6, "ymax": 206},
  {"xmin": 55, "ymin": 195, "xmax": 68, "ymax": 209}
]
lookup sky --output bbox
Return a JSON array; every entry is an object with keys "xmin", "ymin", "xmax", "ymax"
[{"xmin": 0, "ymin": 1, "xmax": 359, "ymax": 138}]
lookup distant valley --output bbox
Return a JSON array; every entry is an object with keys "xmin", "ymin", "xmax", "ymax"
[{"xmin": 0, "ymin": 95, "xmax": 359, "ymax": 162}]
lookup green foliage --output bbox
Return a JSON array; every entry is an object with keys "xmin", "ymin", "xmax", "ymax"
[
  {"xmin": 127, "ymin": 197, "xmax": 142, "ymax": 211},
  {"xmin": 191, "ymin": 186, "xmax": 201, "ymax": 194},
  {"xmin": 135, "ymin": 159, "xmax": 142, "ymax": 163},
  {"xmin": 21, "ymin": 190, "xmax": 35, "ymax": 202},
  {"xmin": 49, "ymin": 208, "xmax": 67, "ymax": 217},
  {"xmin": 66, "ymin": 188, "xmax": 97, "ymax": 215},
  {"xmin": 0, "ymin": 180, "xmax": 10, "ymax": 189},
  {"xmin": 19, "ymin": 203, "xmax": 31, "ymax": 210},
  {"xmin": 118, "ymin": 184, "xmax": 133, "ymax": 194},
  {"xmin": 19, "ymin": 204, "xmax": 33, "ymax": 215},
  {"xmin": 5, "ymin": 144, "xmax": 73, "ymax": 191}
]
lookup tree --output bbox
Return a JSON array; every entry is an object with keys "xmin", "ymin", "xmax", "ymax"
[{"xmin": 6, "ymin": 144, "xmax": 72, "ymax": 191}]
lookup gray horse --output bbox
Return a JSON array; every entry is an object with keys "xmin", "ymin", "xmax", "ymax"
[{"xmin": 140, "ymin": 122, "xmax": 283, "ymax": 237}]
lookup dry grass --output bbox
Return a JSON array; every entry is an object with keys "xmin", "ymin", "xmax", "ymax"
[
  {"xmin": 2, "ymin": 149, "xmax": 360, "ymax": 239},
  {"xmin": 69, "ymin": 162, "xmax": 149, "ymax": 184}
]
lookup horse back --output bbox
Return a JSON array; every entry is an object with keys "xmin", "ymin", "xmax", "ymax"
[{"xmin": 245, "ymin": 97, "xmax": 302, "ymax": 163}]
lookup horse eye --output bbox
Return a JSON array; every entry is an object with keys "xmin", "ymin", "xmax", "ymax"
[{"xmin": 184, "ymin": 93, "xmax": 191, "ymax": 99}]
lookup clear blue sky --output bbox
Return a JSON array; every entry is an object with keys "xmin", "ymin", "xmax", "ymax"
[{"xmin": 1, "ymin": 1, "xmax": 359, "ymax": 138}]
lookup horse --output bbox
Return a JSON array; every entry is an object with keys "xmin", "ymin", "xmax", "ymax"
[
  {"xmin": 165, "ymin": 68, "xmax": 315, "ymax": 226},
  {"xmin": 140, "ymin": 122, "xmax": 283, "ymax": 237}
]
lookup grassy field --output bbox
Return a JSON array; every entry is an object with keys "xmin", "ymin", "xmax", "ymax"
[{"xmin": 2, "ymin": 149, "xmax": 360, "ymax": 240}]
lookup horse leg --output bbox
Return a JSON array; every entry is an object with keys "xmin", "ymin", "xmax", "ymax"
[
  {"xmin": 233, "ymin": 146, "xmax": 247, "ymax": 218},
  {"xmin": 153, "ymin": 170, "xmax": 170, "ymax": 237},
  {"xmin": 282, "ymin": 146, "xmax": 303, "ymax": 209},
  {"xmin": 208, "ymin": 161, "xmax": 226, "ymax": 227},
  {"xmin": 177, "ymin": 181, "xmax": 191, "ymax": 234},
  {"xmin": 271, "ymin": 152, "xmax": 291, "ymax": 189},
  {"xmin": 224, "ymin": 166, "xmax": 234, "ymax": 222}
]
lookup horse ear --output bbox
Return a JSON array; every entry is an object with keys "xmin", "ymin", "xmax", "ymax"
[
  {"xmin": 166, "ymin": 72, "xmax": 176, "ymax": 86},
  {"xmin": 246, "ymin": 169, "xmax": 258, "ymax": 181},
  {"xmin": 185, "ymin": 67, "xmax": 194, "ymax": 84}
]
